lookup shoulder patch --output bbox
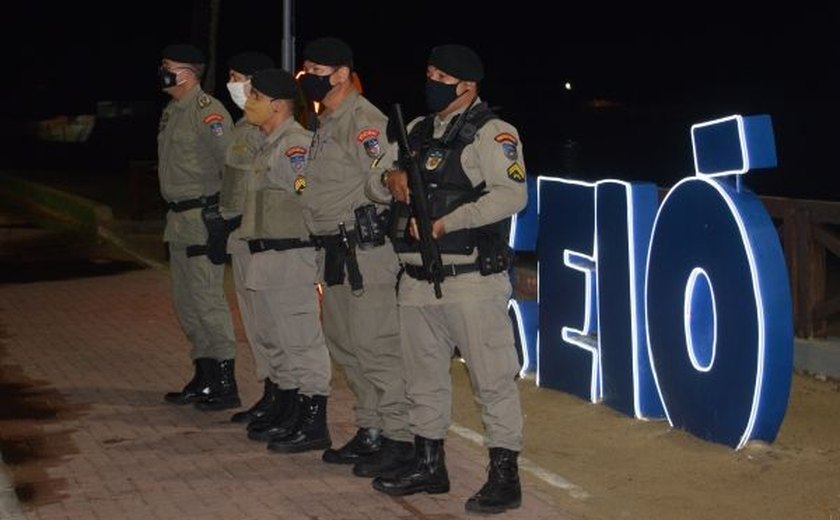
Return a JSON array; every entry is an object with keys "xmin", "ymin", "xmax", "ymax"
[
  {"xmin": 506, "ymin": 162, "xmax": 526, "ymax": 183},
  {"xmin": 198, "ymin": 93, "xmax": 212, "ymax": 108},
  {"xmin": 285, "ymin": 146, "xmax": 307, "ymax": 173},
  {"xmin": 495, "ymin": 132, "xmax": 518, "ymax": 161},
  {"xmin": 203, "ymin": 113, "xmax": 224, "ymax": 124},
  {"xmin": 494, "ymin": 132, "xmax": 517, "ymax": 144},
  {"xmin": 356, "ymin": 128, "xmax": 381, "ymax": 159}
]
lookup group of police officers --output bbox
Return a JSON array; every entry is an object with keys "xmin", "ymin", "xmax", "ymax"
[{"xmin": 157, "ymin": 36, "xmax": 527, "ymax": 515}]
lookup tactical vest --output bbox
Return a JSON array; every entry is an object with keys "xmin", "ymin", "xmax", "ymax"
[
  {"xmin": 393, "ymin": 102, "xmax": 509, "ymax": 255},
  {"xmin": 240, "ymin": 167, "xmax": 309, "ymax": 242},
  {"xmin": 220, "ymin": 121, "xmax": 259, "ymax": 215}
]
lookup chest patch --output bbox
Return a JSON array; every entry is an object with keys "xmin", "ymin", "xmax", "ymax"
[{"xmin": 424, "ymin": 149, "xmax": 446, "ymax": 171}]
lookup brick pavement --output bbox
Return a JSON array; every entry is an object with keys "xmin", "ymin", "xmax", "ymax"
[{"xmin": 0, "ymin": 267, "xmax": 572, "ymax": 520}]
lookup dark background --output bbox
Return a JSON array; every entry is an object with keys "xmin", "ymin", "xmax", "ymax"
[{"xmin": 4, "ymin": 2, "xmax": 838, "ymax": 200}]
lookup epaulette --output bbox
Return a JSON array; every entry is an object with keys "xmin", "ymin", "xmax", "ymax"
[{"xmin": 197, "ymin": 93, "xmax": 212, "ymax": 109}]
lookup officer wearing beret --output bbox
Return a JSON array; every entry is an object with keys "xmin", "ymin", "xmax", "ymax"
[
  {"xmin": 214, "ymin": 51, "xmax": 285, "ymax": 419},
  {"xmin": 158, "ymin": 43, "xmax": 240, "ymax": 410},
  {"xmin": 368, "ymin": 44, "xmax": 527, "ymax": 515},
  {"xmin": 221, "ymin": 69, "xmax": 333, "ymax": 453},
  {"xmin": 296, "ymin": 37, "xmax": 413, "ymax": 477}
]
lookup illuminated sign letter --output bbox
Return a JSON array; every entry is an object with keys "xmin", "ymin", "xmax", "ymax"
[{"xmin": 646, "ymin": 115, "xmax": 792, "ymax": 448}]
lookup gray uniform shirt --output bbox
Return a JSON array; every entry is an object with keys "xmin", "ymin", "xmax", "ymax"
[
  {"xmin": 301, "ymin": 89, "xmax": 397, "ymax": 236},
  {"xmin": 157, "ymin": 87, "xmax": 232, "ymax": 243}
]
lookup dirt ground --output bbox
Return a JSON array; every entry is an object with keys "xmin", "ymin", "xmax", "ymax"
[{"xmin": 449, "ymin": 361, "xmax": 840, "ymax": 520}]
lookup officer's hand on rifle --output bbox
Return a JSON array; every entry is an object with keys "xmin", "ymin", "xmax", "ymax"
[
  {"xmin": 408, "ymin": 217, "xmax": 445, "ymax": 241},
  {"xmin": 382, "ymin": 169, "xmax": 410, "ymax": 203}
]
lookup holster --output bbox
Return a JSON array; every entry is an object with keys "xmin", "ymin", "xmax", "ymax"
[
  {"xmin": 201, "ymin": 204, "xmax": 231, "ymax": 265},
  {"xmin": 476, "ymin": 230, "xmax": 512, "ymax": 275},
  {"xmin": 313, "ymin": 232, "xmax": 364, "ymax": 292}
]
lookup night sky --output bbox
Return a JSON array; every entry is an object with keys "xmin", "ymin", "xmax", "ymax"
[{"xmin": 5, "ymin": 2, "xmax": 839, "ymax": 199}]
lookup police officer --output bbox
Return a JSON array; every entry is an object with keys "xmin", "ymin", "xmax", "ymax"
[
  {"xmin": 368, "ymin": 44, "xmax": 527, "ymax": 514},
  {"xmin": 158, "ymin": 43, "xmax": 240, "ymax": 410},
  {"xmin": 296, "ymin": 37, "xmax": 413, "ymax": 476},
  {"xmin": 227, "ymin": 68, "xmax": 333, "ymax": 453},
  {"xmin": 215, "ymin": 51, "xmax": 284, "ymax": 419}
]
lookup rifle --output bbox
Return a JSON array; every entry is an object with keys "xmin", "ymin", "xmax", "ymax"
[{"xmin": 389, "ymin": 103, "xmax": 444, "ymax": 298}]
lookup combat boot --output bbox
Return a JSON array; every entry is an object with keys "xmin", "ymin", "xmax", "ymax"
[
  {"xmin": 372, "ymin": 436, "xmax": 450, "ymax": 496},
  {"xmin": 247, "ymin": 388, "xmax": 298, "ymax": 442},
  {"xmin": 352, "ymin": 436, "xmax": 414, "ymax": 478},
  {"xmin": 464, "ymin": 447, "xmax": 521, "ymax": 514},
  {"xmin": 267, "ymin": 394, "xmax": 331, "ymax": 453},
  {"xmin": 230, "ymin": 378, "xmax": 277, "ymax": 424},
  {"xmin": 164, "ymin": 358, "xmax": 214, "ymax": 405},
  {"xmin": 322, "ymin": 427, "xmax": 381, "ymax": 465},
  {"xmin": 195, "ymin": 359, "xmax": 241, "ymax": 411}
]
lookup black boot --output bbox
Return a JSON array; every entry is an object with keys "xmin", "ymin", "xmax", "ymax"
[
  {"xmin": 353, "ymin": 437, "xmax": 414, "ymax": 478},
  {"xmin": 247, "ymin": 388, "xmax": 298, "ymax": 442},
  {"xmin": 230, "ymin": 379, "xmax": 277, "ymax": 424},
  {"xmin": 372, "ymin": 436, "xmax": 450, "ymax": 496},
  {"xmin": 195, "ymin": 359, "xmax": 241, "ymax": 411},
  {"xmin": 266, "ymin": 394, "xmax": 331, "ymax": 453},
  {"xmin": 322, "ymin": 427, "xmax": 382, "ymax": 465},
  {"xmin": 465, "ymin": 447, "xmax": 522, "ymax": 514},
  {"xmin": 164, "ymin": 358, "xmax": 214, "ymax": 405}
]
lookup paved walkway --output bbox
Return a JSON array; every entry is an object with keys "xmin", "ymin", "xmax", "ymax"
[{"xmin": 0, "ymin": 267, "xmax": 571, "ymax": 519}]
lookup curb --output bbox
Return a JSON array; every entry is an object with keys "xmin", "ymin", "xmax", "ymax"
[{"xmin": 0, "ymin": 172, "xmax": 166, "ymax": 271}]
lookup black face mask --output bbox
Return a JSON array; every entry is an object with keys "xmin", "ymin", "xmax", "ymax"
[
  {"xmin": 299, "ymin": 72, "xmax": 333, "ymax": 102},
  {"xmin": 159, "ymin": 67, "xmax": 178, "ymax": 89},
  {"xmin": 425, "ymin": 79, "xmax": 459, "ymax": 113}
]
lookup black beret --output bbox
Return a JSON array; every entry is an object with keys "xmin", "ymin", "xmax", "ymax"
[
  {"xmin": 228, "ymin": 51, "xmax": 275, "ymax": 76},
  {"xmin": 303, "ymin": 37, "xmax": 353, "ymax": 68},
  {"xmin": 162, "ymin": 43, "xmax": 206, "ymax": 65},
  {"xmin": 251, "ymin": 68, "xmax": 299, "ymax": 100},
  {"xmin": 428, "ymin": 44, "xmax": 484, "ymax": 82}
]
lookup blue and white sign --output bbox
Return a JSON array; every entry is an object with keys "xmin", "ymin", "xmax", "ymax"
[{"xmin": 508, "ymin": 114, "xmax": 792, "ymax": 448}]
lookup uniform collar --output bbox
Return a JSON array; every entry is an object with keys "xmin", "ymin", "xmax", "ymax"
[
  {"xmin": 265, "ymin": 116, "xmax": 296, "ymax": 145},
  {"xmin": 321, "ymin": 88, "xmax": 360, "ymax": 124},
  {"xmin": 172, "ymin": 86, "xmax": 201, "ymax": 109},
  {"xmin": 434, "ymin": 96, "xmax": 482, "ymax": 129}
]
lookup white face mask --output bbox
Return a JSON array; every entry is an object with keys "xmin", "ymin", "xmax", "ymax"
[{"xmin": 226, "ymin": 80, "xmax": 250, "ymax": 109}]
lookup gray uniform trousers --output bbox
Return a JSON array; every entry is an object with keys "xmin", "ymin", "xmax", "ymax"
[
  {"xmin": 398, "ymin": 270, "xmax": 523, "ymax": 451},
  {"xmin": 228, "ymin": 231, "xmax": 269, "ymax": 381},
  {"xmin": 168, "ymin": 242, "xmax": 236, "ymax": 361},
  {"xmin": 320, "ymin": 243, "xmax": 411, "ymax": 442},
  {"xmin": 246, "ymin": 248, "xmax": 328, "ymax": 394}
]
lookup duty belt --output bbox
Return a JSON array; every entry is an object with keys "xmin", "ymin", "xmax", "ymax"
[
  {"xmin": 167, "ymin": 193, "xmax": 220, "ymax": 212},
  {"xmin": 402, "ymin": 262, "xmax": 480, "ymax": 281},
  {"xmin": 248, "ymin": 238, "xmax": 314, "ymax": 254}
]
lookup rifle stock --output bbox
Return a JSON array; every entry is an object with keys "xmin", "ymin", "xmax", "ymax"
[{"xmin": 390, "ymin": 103, "xmax": 444, "ymax": 298}]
